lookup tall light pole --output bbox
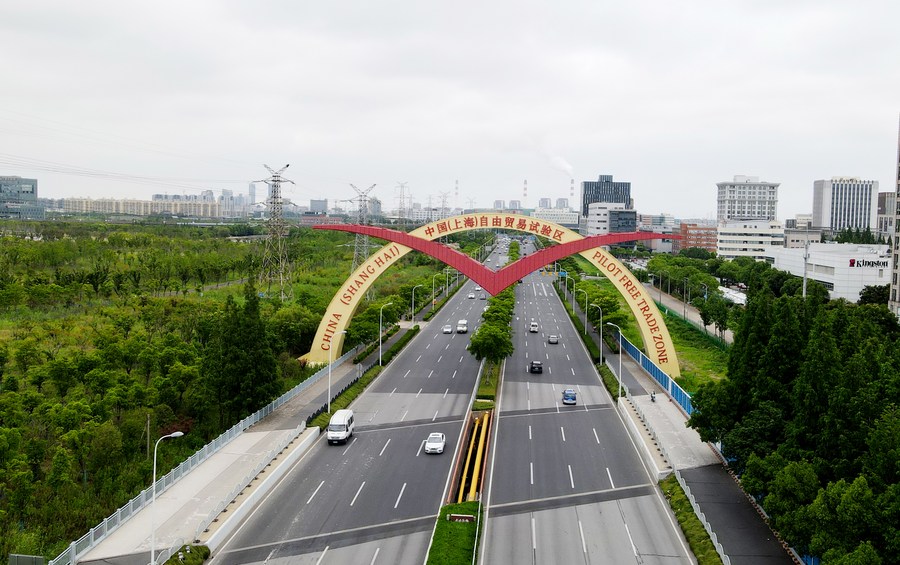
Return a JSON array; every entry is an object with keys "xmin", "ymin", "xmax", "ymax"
[
  {"xmin": 411, "ymin": 284, "xmax": 423, "ymax": 323},
  {"xmin": 589, "ymin": 303, "xmax": 602, "ymax": 358},
  {"xmin": 152, "ymin": 431, "xmax": 184, "ymax": 565},
  {"xmin": 379, "ymin": 302, "xmax": 394, "ymax": 366},
  {"xmin": 328, "ymin": 330, "xmax": 347, "ymax": 414},
  {"xmin": 606, "ymin": 322, "xmax": 623, "ymax": 399},
  {"xmin": 564, "ymin": 276, "xmax": 574, "ymax": 305},
  {"xmin": 683, "ymin": 277, "xmax": 689, "ymax": 318},
  {"xmin": 576, "ymin": 289, "xmax": 588, "ymax": 334},
  {"xmin": 432, "ymin": 273, "xmax": 442, "ymax": 306}
]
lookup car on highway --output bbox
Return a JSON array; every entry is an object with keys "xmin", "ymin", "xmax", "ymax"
[
  {"xmin": 480, "ymin": 294, "xmax": 486, "ymax": 300},
  {"xmin": 529, "ymin": 321, "xmax": 539, "ymax": 333},
  {"xmin": 442, "ymin": 324, "xmax": 453, "ymax": 334},
  {"xmin": 475, "ymin": 286, "xmax": 481, "ymax": 291},
  {"xmin": 424, "ymin": 432, "xmax": 446, "ymax": 454},
  {"xmin": 548, "ymin": 334, "xmax": 559, "ymax": 344},
  {"xmin": 528, "ymin": 360, "xmax": 543, "ymax": 374},
  {"xmin": 468, "ymin": 292, "xmax": 476, "ymax": 299},
  {"xmin": 562, "ymin": 388, "xmax": 577, "ymax": 405}
]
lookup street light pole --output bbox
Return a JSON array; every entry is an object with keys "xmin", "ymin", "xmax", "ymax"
[
  {"xmin": 151, "ymin": 431, "xmax": 184, "ymax": 565},
  {"xmin": 411, "ymin": 284, "xmax": 423, "ymax": 323},
  {"xmin": 606, "ymin": 322, "xmax": 623, "ymax": 399},
  {"xmin": 565, "ymin": 276, "xmax": 574, "ymax": 306},
  {"xmin": 432, "ymin": 273, "xmax": 442, "ymax": 306},
  {"xmin": 683, "ymin": 277, "xmax": 689, "ymax": 318},
  {"xmin": 576, "ymin": 289, "xmax": 588, "ymax": 334},
  {"xmin": 379, "ymin": 302, "xmax": 394, "ymax": 366},
  {"xmin": 589, "ymin": 303, "xmax": 602, "ymax": 359},
  {"xmin": 328, "ymin": 330, "xmax": 347, "ymax": 414}
]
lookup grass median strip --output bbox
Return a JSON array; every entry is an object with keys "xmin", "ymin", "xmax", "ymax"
[{"xmin": 427, "ymin": 501, "xmax": 482, "ymax": 565}]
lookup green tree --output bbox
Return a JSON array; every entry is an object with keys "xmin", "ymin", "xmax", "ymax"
[
  {"xmin": 467, "ymin": 324, "xmax": 514, "ymax": 362},
  {"xmin": 858, "ymin": 284, "xmax": 889, "ymax": 306}
]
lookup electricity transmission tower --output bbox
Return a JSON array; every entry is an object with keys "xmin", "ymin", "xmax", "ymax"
[
  {"xmin": 396, "ymin": 181, "xmax": 408, "ymax": 227},
  {"xmin": 349, "ymin": 183, "xmax": 377, "ymax": 273},
  {"xmin": 258, "ymin": 164, "xmax": 294, "ymax": 301}
]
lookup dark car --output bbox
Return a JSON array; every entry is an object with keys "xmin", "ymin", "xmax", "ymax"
[{"xmin": 528, "ymin": 360, "xmax": 543, "ymax": 374}]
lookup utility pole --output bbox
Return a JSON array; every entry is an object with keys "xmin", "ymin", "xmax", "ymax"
[
  {"xmin": 349, "ymin": 183, "xmax": 377, "ymax": 274},
  {"xmin": 396, "ymin": 182, "xmax": 408, "ymax": 227},
  {"xmin": 258, "ymin": 164, "xmax": 294, "ymax": 301}
]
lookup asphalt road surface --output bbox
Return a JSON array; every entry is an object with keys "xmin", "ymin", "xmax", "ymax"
[
  {"xmin": 210, "ymin": 266, "xmax": 489, "ymax": 564},
  {"xmin": 480, "ymin": 241, "xmax": 694, "ymax": 565}
]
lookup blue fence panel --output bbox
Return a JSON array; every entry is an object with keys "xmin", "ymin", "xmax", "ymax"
[
  {"xmin": 801, "ymin": 555, "xmax": 821, "ymax": 565},
  {"xmin": 616, "ymin": 333, "xmax": 694, "ymax": 415}
]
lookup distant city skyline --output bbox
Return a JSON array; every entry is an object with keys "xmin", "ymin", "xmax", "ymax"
[{"xmin": 1, "ymin": 2, "xmax": 898, "ymax": 221}]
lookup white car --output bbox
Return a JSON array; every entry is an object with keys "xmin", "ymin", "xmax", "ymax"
[
  {"xmin": 442, "ymin": 324, "xmax": 453, "ymax": 334},
  {"xmin": 468, "ymin": 292, "xmax": 476, "ymax": 299},
  {"xmin": 424, "ymin": 432, "xmax": 446, "ymax": 454},
  {"xmin": 475, "ymin": 286, "xmax": 482, "ymax": 291}
]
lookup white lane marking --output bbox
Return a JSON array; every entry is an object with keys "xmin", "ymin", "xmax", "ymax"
[
  {"xmin": 556, "ymin": 401, "xmax": 560, "ymax": 414},
  {"xmin": 394, "ymin": 483, "xmax": 407, "ymax": 509},
  {"xmin": 426, "ymin": 343, "xmax": 430, "ymax": 349},
  {"xmin": 593, "ymin": 428, "xmax": 600, "ymax": 444},
  {"xmin": 438, "ymin": 355, "xmax": 442, "ymax": 363},
  {"xmin": 314, "ymin": 546, "xmax": 329, "ymax": 565},
  {"xmin": 566, "ymin": 354, "xmax": 570, "ymax": 361},
  {"xmin": 404, "ymin": 369, "xmax": 411, "ymax": 378},
  {"xmin": 342, "ymin": 437, "xmax": 356, "ymax": 456},
  {"xmin": 379, "ymin": 438, "xmax": 391, "ymax": 456},
  {"xmin": 306, "ymin": 480, "xmax": 324, "ymax": 504},
  {"xmin": 390, "ymin": 387, "xmax": 397, "ymax": 396},
  {"xmin": 525, "ymin": 351, "xmax": 529, "ymax": 359},
  {"xmin": 530, "ymin": 462, "xmax": 534, "ymax": 485},
  {"xmin": 528, "ymin": 425, "xmax": 532, "ymax": 440},
  {"xmin": 443, "ymin": 388, "xmax": 449, "ymax": 398},
  {"xmin": 369, "ymin": 547, "xmax": 380, "ymax": 565},
  {"xmin": 416, "ymin": 388, "xmax": 422, "ymax": 398},
  {"xmin": 560, "ymin": 427, "xmax": 566, "ymax": 442},
  {"xmin": 428, "ymin": 370, "xmax": 434, "ymax": 379},
  {"xmin": 401, "ymin": 410, "xmax": 408, "ymax": 421},
  {"xmin": 452, "ymin": 369, "xmax": 457, "ymax": 379},
  {"xmin": 571, "ymin": 367, "xmax": 575, "ymax": 375},
  {"xmin": 548, "ymin": 367, "xmax": 552, "ymax": 374},
  {"xmin": 526, "ymin": 381, "xmax": 530, "ymax": 390},
  {"xmin": 416, "ymin": 355, "xmax": 422, "ymax": 362},
  {"xmin": 579, "ymin": 520, "xmax": 587, "ymax": 554},
  {"xmin": 416, "ymin": 440, "xmax": 424, "ymax": 456},
  {"xmin": 531, "ymin": 516, "xmax": 537, "ymax": 551},
  {"xmin": 546, "ymin": 353, "xmax": 549, "ymax": 360},
  {"xmin": 527, "ymin": 398, "xmax": 531, "ymax": 410},
  {"xmin": 433, "ymin": 410, "xmax": 439, "ymax": 421},
  {"xmin": 568, "ymin": 465, "xmax": 575, "ymax": 489},
  {"xmin": 607, "ymin": 467, "xmax": 616, "ymax": 488},
  {"xmin": 459, "ymin": 355, "xmax": 464, "ymax": 363},
  {"xmin": 625, "ymin": 524, "xmax": 638, "ymax": 556},
  {"xmin": 350, "ymin": 481, "xmax": 366, "ymax": 506},
  {"xmin": 563, "ymin": 343, "xmax": 567, "ymax": 349},
  {"xmin": 445, "ymin": 343, "xmax": 450, "ymax": 350}
]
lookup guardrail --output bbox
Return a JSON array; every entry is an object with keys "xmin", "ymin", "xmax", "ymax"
[
  {"xmin": 675, "ymin": 470, "xmax": 732, "ymax": 565},
  {"xmin": 48, "ymin": 347, "xmax": 358, "ymax": 565},
  {"xmin": 618, "ymin": 334, "xmax": 694, "ymax": 416}
]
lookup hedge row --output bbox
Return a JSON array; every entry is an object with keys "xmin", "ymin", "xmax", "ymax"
[{"xmin": 353, "ymin": 323, "xmax": 400, "ymax": 363}]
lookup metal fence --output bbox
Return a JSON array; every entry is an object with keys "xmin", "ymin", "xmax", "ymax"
[
  {"xmin": 48, "ymin": 347, "xmax": 359, "ymax": 565},
  {"xmin": 619, "ymin": 333, "xmax": 694, "ymax": 415}
]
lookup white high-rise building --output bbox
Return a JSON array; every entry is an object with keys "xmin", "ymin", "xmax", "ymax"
[
  {"xmin": 716, "ymin": 220, "xmax": 784, "ymax": 261},
  {"xmin": 889, "ymin": 117, "xmax": 900, "ymax": 314},
  {"xmin": 813, "ymin": 177, "xmax": 879, "ymax": 234},
  {"xmin": 716, "ymin": 175, "xmax": 779, "ymax": 222}
]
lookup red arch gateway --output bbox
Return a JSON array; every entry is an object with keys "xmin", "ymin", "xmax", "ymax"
[{"xmin": 315, "ymin": 224, "xmax": 661, "ymax": 296}]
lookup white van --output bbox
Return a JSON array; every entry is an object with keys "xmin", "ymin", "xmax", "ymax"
[
  {"xmin": 327, "ymin": 409, "xmax": 355, "ymax": 444},
  {"xmin": 457, "ymin": 319, "xmax": 469, "ymax": 333}
]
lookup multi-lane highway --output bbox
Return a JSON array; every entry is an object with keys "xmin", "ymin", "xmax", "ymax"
[
  {"xmin": 210, "ymin": 274, "xmax": 487, "ymax": 564},
  {"xmin": 480, "ymin": 241, "xmax": 694, "ymax": 564}
]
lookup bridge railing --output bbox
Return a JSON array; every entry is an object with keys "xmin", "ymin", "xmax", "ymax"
[
  {"xmin": 618, "ymin": 333, "xmax": 694, "ymax": 416},
  {"xmin": 48, "ymin": 347, "xmax": 358, "ymax": 565}
]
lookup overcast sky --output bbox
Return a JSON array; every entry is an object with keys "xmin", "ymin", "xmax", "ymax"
[{"xmin": 2, "ymin": 1, "xmax": 898, "ymax": 221}]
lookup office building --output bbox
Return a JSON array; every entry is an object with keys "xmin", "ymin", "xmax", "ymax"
[
  {"xmin": 310, "ymin": 199, "xmax": 328, "ymax": 214},
  {"xmin": 248, "ymin": 182, "xmax": 256, "ymax": 205},
  {"xmin": 530, "ymin": 207, "xmax": 579, "ymax": 231},
  {"xmin": 716, "ymin": 220, "xmax": 784, "ymax": 261},
  {"xmin": 783, "ymin": 228, "xmax": 823, "ymax": 249},
  {"xmin": 877, "ymin": 192, "xmax": 895, "ymax": 242},
  {"xmin": 716, "ymin": 175, "xmax": 778, "ymax": 222},
  {"xmin": 580, "ymin": 175, "xmax": 631, "ymax": 217},
  {"xmin": 0, "ymin": 176, "xmax": 44, "ymax": 219},
  {"xmin": 584, "ymin": 202, "xmax": 637, "ymax": 236},
  {"xmin": 890, "ymin": 117, "xmax": 900, "ymax": 314},
  {"xmin": 767, "ymin": 243, "xmax": 890, "ymax": 302},
  {"xmin": 673, "ymin": 223, "xmax": 717, "ymax": 254},
  {"xmin": 812, "ymin": 177, "xmax": 878, "ymax": 233}
]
